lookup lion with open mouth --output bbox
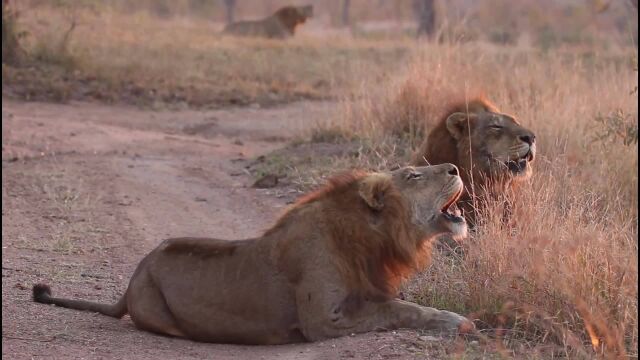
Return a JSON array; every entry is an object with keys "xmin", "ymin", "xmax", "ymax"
[
  {"xmin": 32, "ymin": 164, "xmax": 473, "ymax": 345},
  {"xmin": 414, "ymin": 97, "xmax": 536, "ymax": 226}
]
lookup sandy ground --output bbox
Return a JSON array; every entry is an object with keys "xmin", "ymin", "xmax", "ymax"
[{"xmin": 2, "ymin": 99, "xmax": 464, "ymax": 359}]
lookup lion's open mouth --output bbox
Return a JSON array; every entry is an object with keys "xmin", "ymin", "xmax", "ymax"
[
  {"xmin": 440, "ymin": 187, "xmax": 465, "ymax": 223},
  {"xmin": 505, "ymin": 151, "xmax": 534, "ymax": 175}
]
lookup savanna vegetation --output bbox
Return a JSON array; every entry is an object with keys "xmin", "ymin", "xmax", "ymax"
[{"xmin": 3, "ymin": 0, "xmax": 637, "ymax": 358}]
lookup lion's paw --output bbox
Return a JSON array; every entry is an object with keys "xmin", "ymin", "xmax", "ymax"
[{"xmin": 435, "ymin": 310, "xmax": 475, "ymax": 334}]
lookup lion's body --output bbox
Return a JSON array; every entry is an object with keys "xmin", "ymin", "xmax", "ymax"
[
  {"xmin": 33, "ymin": 165, "xmax": 472, "ymax": 345},
  {"xmin": 222, "ymin": 5, "xmax": 313, "ymax": 39},
  {"xmin": 129, "ymin": 237, "xmax": 303, "ymax": 344},
  {"xmin": 413, "ymin": 97, "xmax": 536, "ymax": 225}
]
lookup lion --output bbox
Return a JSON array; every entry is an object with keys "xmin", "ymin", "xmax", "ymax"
[
  {"xmin": 413, "ymin": 97, "xmax": 536, "ymax": 226},
  {"xmin": 32, "ymin": 164, "xmax": 474, "ymax": 345},
  {"xmin": 222, "ymin": 5, "xmax": 313, "ymax": 39}
]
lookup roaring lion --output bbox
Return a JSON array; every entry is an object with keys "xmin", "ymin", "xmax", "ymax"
[
  {"xmin": 222, "ymin": 5, "xmax": 313, "ymax": 39},
  {"xmin": 413, "ymin": 97, "xmax": 536, "ymax": 226},
  {"xmin": 32, "ymin": 164, "xmax": 473, "ymax": 345}
]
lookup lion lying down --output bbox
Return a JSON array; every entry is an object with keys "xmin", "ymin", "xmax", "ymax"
[
  {"xmin": 222, "ymin": 5, "xmax": 313, "ymax": 39},
  {"xmin": 32, "ymin": 164, "xmax": 474, "ymax": 345}
]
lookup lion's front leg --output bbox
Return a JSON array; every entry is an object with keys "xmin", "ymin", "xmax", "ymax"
[
  {"xmin": 295, "ymin": 279, "xmax": 473, "ymax": 341},
  {"xmin": 334, "ymin": 299, "xmax": 473, "ymax": 336}
]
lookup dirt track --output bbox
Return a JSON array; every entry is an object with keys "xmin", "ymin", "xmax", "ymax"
[{"xmin": 2, "ymin": 99, "xmax": 459, "ymax": 359}]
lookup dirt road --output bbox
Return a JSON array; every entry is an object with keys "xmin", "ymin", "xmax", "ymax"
[{"xmin": 2, "ymin": 99, "xmax": 458, "ymax": 359}]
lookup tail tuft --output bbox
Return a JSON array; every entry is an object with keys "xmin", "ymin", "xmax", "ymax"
[{"xmin": 33, "ymin": 283, "xmax": 52, "ymax": 303}]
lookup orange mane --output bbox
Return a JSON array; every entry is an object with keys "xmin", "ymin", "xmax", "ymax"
[{"xmin": 266, "ymin": 170, "xmax": 431, "ymax": 307}]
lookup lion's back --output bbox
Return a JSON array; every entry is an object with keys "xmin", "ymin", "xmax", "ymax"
[{"xmin": 222, "ymin": 17, "xmax": 289, "ymax": 39}]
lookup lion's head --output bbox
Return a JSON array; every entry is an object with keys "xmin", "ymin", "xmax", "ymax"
[
  {"xmin": 359, "ymin": 164, "xmax": 468, "ymax": 241},
  {"xmin": 414, "ymin": 97, "xmax": 536, "ymax": 222},
  {"xmin": 274, "ymin": 5, "xmax": 313, "ymax": 33}
]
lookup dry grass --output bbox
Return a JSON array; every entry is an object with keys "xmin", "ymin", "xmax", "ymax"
[
  {"xmin": 3, "ymin": 2, "xmax": 637, "ymax": 358},
  {"xmin": 2, "ymin": 4, "xmax": 413, "ymax": 108},
  {"xmin": 307, "ymin": 44, "xmax": 638, "ymax": 358}
]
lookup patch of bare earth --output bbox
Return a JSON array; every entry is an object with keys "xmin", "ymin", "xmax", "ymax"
[{"xmin": 1, "ymin": 99, "xmax": 472, "ymax": 359}]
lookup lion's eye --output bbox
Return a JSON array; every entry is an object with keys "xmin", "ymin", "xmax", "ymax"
[
  {"xmin": 489, "ymin": 125, "xmax": 503, "ymax": 130},
  {"xmin": 406, "ymin": 172, "xmax": 422, "ymax": 180}
]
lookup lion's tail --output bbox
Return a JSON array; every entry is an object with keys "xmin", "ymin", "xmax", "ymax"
[{"xmin": 32, "ymin": 283, "xmax": 127, "ymax": 318}]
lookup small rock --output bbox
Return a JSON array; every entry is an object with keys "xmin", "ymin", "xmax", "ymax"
[
  {"xmin": 233, "ymin": 139, "xmax": 244, "ymax": 146},
  {"xmin": 342, "ymin": 350, "xmax": 355, "ymax": 358},
  {"xmin": 195, "ymin": 197, "xmax": 207, "ymax": 202},
  {"xmin": 14, "ymin": 283, "xmax": 27, "ymax": 290},
  {"xmin": 252, "ymin": 174, "xmax": 279, "ymax": 189},
  {"xmin": 418, "ymin": 335, "xmax": 441, "ymax": 342}
]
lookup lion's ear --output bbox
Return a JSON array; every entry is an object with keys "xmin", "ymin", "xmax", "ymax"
[
  {"xmin": 358, "ymin": 174, "xmax": 391, "ymax": 211},
  {"xmin": 445, "ymin": 112, "xmax": 476, "ymax": 140}
]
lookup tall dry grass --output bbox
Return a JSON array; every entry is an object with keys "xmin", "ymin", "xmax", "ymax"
[
  {"xmin": 3, "ymin": 2, "xmax": 637, "ymax": 357},
  {"xmin": 315, "ymin": 44, "xmax": 638, "ymax": 357}
]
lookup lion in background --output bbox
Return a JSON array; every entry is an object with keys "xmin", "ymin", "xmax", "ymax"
[
  {"xmin": 413, "ymin": 96, "xmax": 536, "ymax": 226},
  {"xmin": 222, "ymin": 5, "xmax": 313, "ymax": 39},
  {"xmin": 413, "ymin": 96, "xmax": 536, "ymax": 225},
  {"xmin": 32, "ymin": 164, "xmax": 473, "ymax": 345}
]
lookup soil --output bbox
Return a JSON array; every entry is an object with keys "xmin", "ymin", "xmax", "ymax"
[{"xmin": 2, "ymin": 99, "xmax": 463, "ymax": 359}]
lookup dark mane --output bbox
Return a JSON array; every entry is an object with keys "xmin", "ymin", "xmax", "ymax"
[
  {"xmin": 266, "ymin": 170, "xmax": 431, "ymax": 305},
  {"xmin": 296, "ymin": 170, "xmax": 368, "ymax": 206},
  {"xmin": 273, "ymin": 6, "xmax": 309, "ymax": 33},
  {"xmin": 414, "ymin": 95, "xmax": 500, "ymax": 167},
  {"xmin": 263, "ymin": 170, "xmax": 367, "ymax": 236}
]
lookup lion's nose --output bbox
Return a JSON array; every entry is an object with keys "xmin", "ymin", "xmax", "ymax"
[
  {"xmin": 519, "ymin": 134, "xmax": 535, "ymax": 145},
  {"xmin": 445, "ymin": 164, "xmax": 459, "ymax": 177}
]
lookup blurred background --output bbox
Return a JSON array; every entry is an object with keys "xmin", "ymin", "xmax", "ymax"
[
  {"xmin": 7, "ymin": 0, "xmax": 638, "ymax": 46},
  {"xmin": 130, "ymin": 0, "xmax": 638, "ymax": 48},
  {"xmin": 3, "ymin": 0, "xmax": 638, "ymax": 108}
]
